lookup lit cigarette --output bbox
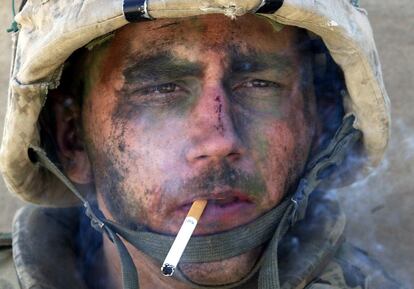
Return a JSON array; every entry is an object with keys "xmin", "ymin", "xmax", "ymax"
[{"xmin": 161, "ymin": 199, "xmax": 207, "ymax": 276}]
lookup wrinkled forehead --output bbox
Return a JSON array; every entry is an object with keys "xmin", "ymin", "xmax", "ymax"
[{"xmin": 111, "ymin": 14, "xmax": 304, "ymax": 64}]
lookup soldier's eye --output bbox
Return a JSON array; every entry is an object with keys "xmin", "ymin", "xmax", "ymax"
[
  {"xmin": 127, "ymin": 82, "xmax": 190, "ymax": 107},
  {"xmin": 231, "ymin": 78, "xmax": 286, "ymax": 113},
  {"xmin": 240, "ymin": 79, "xmax": 281, "ymax": 89},
  {"xmin": 146, "ymin": 83, "xmax": 179, "ymax": 94}
]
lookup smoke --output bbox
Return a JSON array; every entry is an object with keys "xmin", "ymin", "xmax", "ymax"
[{"xmin": 334, "ymin": 117, "xmax": 414, "ymax": 288}]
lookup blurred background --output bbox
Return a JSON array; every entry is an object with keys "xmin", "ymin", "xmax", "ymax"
[{"xmin": 0, "ymin": 0, "xmax": 413, "ymax": 287}]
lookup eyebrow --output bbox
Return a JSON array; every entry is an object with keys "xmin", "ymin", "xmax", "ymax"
[
  {"xmin": 122, "ymin": 48, "xmax": 296, "ymax": 87},
  {"xmin": 123, "ymin": 53, "xmax": 204, "ymax": 84},
  {"xmin": 230, "ymin": 51, "xmax": 295, "ymax": 75}
]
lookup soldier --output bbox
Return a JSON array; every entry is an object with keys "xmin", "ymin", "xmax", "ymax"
[{"xmin": 0, "ymin": 0, "xmax": 404, "ymax": 288}]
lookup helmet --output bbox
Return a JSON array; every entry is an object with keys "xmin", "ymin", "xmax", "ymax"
[{"xmin": 0, "ymin": 0, "xmax": 389, "ymax": 206}]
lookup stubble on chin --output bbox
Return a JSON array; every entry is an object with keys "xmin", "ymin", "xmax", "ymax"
[
  {"xmin": 178, "ymin": 246, "xmax": 263, "ymax": 286},
  {"xmin": 89, "ymin": 144, "xmax": 145, "ymax": 229}
]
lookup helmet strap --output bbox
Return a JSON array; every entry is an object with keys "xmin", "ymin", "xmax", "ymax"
[{"xmin": 29, "ymin": 114, "xmax": 361, "ymax": 289}]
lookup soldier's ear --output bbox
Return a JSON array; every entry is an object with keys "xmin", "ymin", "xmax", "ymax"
[{"xmin": 53, "ymin": 93, "xmax": 93, "ymax": 184}]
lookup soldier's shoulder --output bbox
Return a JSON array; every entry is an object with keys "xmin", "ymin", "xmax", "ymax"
[
  {"xmin": 0, "ymin": 232, "xmax": 20, "ymax": 289},
  {"xmin": 307, "ymin": 242, "xmax": 405, "ymax": 289}
]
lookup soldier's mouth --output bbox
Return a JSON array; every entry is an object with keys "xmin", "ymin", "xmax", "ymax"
[{"xmin": 177, "ymin": 190, "xmax": 259, "ymax": 234}]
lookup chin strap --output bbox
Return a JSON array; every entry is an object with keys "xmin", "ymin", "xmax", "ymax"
[{"xmin": 29, "ymin": 114, "xmax": 361, "ymax": 289}]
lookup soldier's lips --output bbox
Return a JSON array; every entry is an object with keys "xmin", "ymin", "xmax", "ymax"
[{"xmin": 176, "ymin": 191, "xmax": 258, "ymax": 234}]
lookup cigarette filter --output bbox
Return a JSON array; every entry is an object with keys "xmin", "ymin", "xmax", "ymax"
[{"xmin": 161, "ymin": 199, "xmax": 207, "ymax": 276}]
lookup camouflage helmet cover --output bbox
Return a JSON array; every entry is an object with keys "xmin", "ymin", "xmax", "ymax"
[{"xmin": 0, "ymin": 0, "xmax": 390, "ymax": 206}]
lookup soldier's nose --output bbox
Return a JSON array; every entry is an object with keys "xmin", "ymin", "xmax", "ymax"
[{"xmin": 186, "ymin": 85, "xmax": 244, "ymax": 167}]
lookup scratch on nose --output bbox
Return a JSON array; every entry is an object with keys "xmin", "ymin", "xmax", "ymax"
[{"xmin": 214, "ymin": 95, "xmax": 225, "ymax": 135}]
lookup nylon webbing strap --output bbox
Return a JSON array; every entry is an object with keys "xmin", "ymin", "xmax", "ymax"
[
  {"xmin": 106, "ymin": 227, "xmax": 140, "ymax": 289},
  {"xmin": 290, "ymin": 115, "xmax": 362, "ymax": 224},
  {"xmin": 29, "ymin": 146, "xmax": 136, "ymax": 289},
  {"xmin": 258, "ymin": 206, "xmax": 292, "ymax": 288},
  {"xmin": 105, "ymin": 199, "xmax": 290, "ymax": 263},
  {"xmin": 29, "ymin": 114, "xmax": 360, "ymax": 289}
]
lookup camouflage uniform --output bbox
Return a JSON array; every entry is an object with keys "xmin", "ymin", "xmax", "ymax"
[
  {"xmin": 0, "ymin": 0, "xmax": 401, "ymax": 288},
  {"xmin": 0, "ymin": 191, "xmax": 402, "ymax": 289}
]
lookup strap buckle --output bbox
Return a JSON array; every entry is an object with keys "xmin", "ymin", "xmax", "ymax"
[{"xmin": 84, "ymin": 203, "xmax": 106, "ymax": 233}]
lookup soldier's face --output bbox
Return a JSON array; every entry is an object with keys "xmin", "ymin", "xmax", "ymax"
[{"xmin": 80, "ymin": 14, "xmax": 316, "ymax": 285}]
